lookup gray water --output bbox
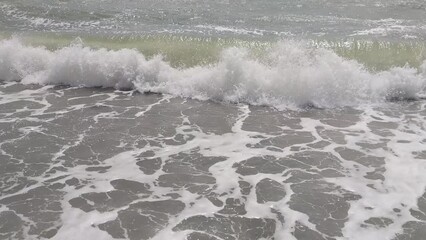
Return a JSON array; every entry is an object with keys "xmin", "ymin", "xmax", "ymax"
[
  {"xmin": 1, "ymin": 1, "xmax": 426, "ymax": 240},
  {"xmin": 1, "ymin": 0, "xmax": 426, "ymax": 40}
]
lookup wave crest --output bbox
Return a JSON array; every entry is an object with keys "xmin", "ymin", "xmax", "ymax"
[{"xmin": 0, "ymin": 38, "xmax": 425, "ymax": 108}]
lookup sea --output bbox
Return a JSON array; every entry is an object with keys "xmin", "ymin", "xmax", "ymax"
[{"xmin": 0, "ymin": 0, "xmax": 426, "ymax": 239}]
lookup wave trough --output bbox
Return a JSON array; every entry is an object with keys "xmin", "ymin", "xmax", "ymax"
[{"xmin": 0, "ymin": 38, "xmax": 425, "ymax": 108}]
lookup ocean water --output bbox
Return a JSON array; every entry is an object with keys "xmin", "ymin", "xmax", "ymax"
[{"xmin": 0, "ymin": 0, "xmax": 426, "ymax": 240}]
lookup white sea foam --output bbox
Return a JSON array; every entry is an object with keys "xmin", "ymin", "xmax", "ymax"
[{"xmin": 0, "ymin": 38, "xmax": 425, "ymax": 108}]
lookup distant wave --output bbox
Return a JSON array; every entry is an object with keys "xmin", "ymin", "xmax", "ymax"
[{"xmin": 0, "ymin": 38, "xmax": 425, "ymax": 108}]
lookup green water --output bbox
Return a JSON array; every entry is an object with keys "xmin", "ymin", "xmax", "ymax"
[{"xmin": 1, "ymin": 32, "xmax": 425, "ymax": 71}]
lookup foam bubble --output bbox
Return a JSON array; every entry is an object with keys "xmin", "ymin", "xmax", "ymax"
[{"xmin": 0, "ymin": 38, "xmax": 425, "ymax": 108}]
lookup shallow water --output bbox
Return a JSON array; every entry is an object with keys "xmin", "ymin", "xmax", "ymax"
[
  {"xmin": 1, "ymin": 0, "xmax": 426, "ymax": 239},
  {"xmin": 0, "ymin": 82, "xmax": 425, "ymax": 240}
]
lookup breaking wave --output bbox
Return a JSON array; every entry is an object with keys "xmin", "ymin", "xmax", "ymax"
[{"xmin": 0, "ymin": 38, "xmax": 425, "ymax": 108}]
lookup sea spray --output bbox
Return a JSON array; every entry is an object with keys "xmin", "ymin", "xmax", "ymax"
[{"xmin": 0, "ymin": 38, "xmax": 425, "ymax": 108}]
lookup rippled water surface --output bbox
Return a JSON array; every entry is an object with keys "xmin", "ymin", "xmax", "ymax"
[
  {"xmin": 1, "ymin": 0, "xmax": 426, "ymax": 39},
  {"xmin": 0, "ymin": 0, "xmax": 426, "ymax": 240}
]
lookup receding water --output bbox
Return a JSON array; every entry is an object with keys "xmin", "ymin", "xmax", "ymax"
[{"xmin": 0, "ymin": 1, "xmax": 426, "ymax": 240}]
